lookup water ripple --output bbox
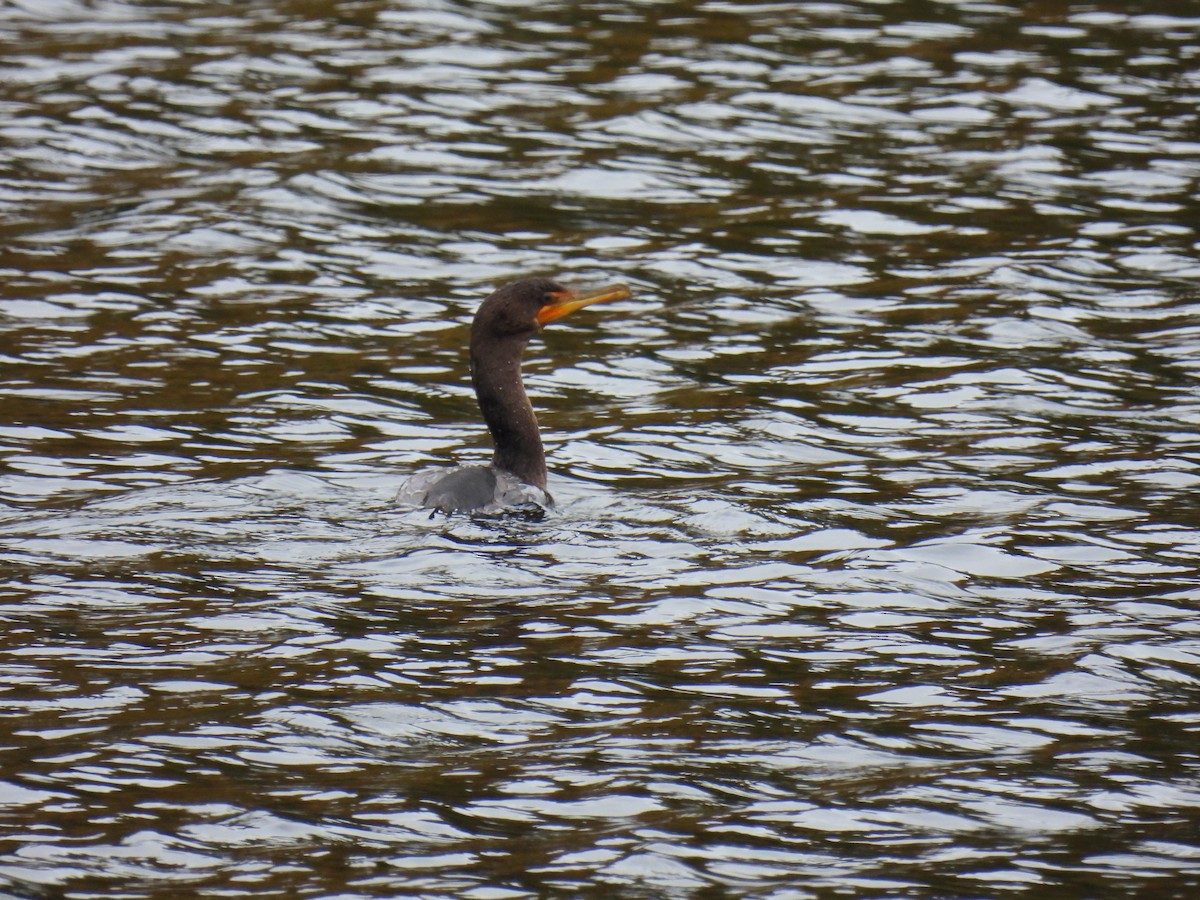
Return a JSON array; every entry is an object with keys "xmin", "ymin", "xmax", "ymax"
[{"xmin": 2, "ymin": 0, "xmax": 1200, "ymax": 897}]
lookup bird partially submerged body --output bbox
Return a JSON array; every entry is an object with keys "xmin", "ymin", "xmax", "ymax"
[
  {"xmin": 399, "ymin": 464, "xmax": 546, "ymax": 516},
  {"xmin": 399, "ymin": 277, "xmax": 631, "ymax": 515}
]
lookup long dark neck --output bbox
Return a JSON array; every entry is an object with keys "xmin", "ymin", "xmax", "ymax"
[{"xmin": 470, "ymin": 334, "xmax": 546, "ymax": 488}]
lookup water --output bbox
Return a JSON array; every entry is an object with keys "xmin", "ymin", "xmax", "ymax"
[{"xmin": 2, "ymin": 1, "xmax": 1200, "ymax": 897}]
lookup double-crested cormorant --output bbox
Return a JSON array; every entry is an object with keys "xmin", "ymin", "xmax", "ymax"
[{"xmin": 401, "ymin": 277, "xmax": 632, "ymax": 514}]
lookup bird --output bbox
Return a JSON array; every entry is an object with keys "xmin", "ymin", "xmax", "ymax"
[{"xmin": 400, "ymin": 276, "xmax": 632, "ymax": 514}]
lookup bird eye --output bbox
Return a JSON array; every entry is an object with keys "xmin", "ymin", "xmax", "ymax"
[{"xmin": 541, "ymin": 292, "xmax": 554, "ymax": 305}]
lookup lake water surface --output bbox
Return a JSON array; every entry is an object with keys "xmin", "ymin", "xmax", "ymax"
[{"xmin": 2, "ymin": 1, "xmax": 1199, "ymax": 897}]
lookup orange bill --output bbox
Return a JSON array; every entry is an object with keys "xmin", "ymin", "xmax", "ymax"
[{"xmin": 536, "ymin": 283, "xmax": 632, "ymax": 326}]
